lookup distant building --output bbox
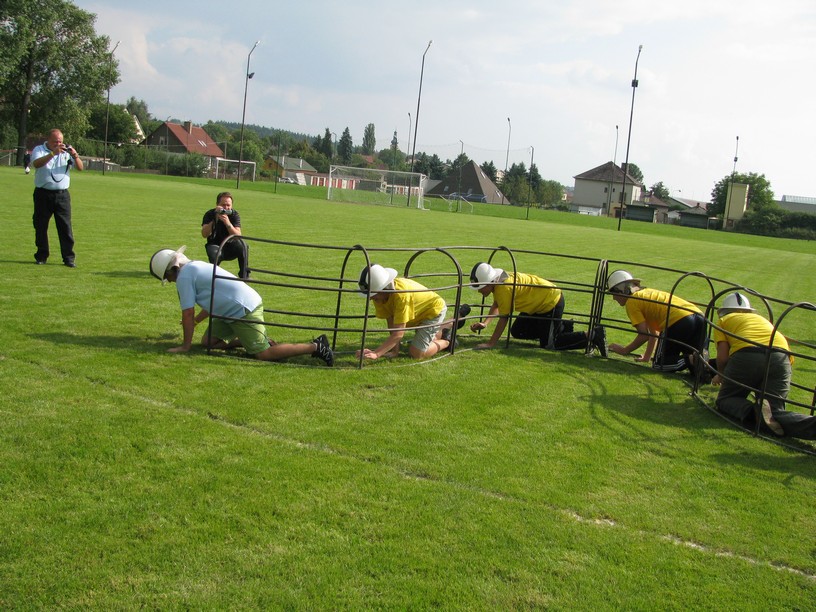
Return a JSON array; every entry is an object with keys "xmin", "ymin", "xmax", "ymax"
[
  {"xmin": 778, "ymin": 195, "xmax": 816, "ymax": 214},
  {"xmin": 143, "ymin": 121, "xmax": 224, "ymax": 158},
  {"xmin": 678, "ymin": 204, "xmax": 711, "ymax": 229},
  {"xmin": 264, "ymin": 156, "xmax": 318, "ymax": 185},
  {"xmin": 425, "ymin": 160, "xmax": 506, "ymax": 204},
  {"xmin": 572, "ymin": 162, "xmax": 643, "ymax": 216}
]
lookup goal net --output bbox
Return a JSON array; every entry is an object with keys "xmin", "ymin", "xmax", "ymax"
[{"xmin": 327, "ymin": 165, "xmax": 427, "ymax": 209}]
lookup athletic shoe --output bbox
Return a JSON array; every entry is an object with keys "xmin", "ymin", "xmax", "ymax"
[
  {"xmin": 25, "ymin": 167, "xmax": 30, "ymax": 174},
  {"xmin": 441, "ymin": 327, "xmax": 458, "ymax": 348},
  {"xmin": 591, "ymin": 325, "xmax": 608, "ymax": 357},
  {"xmin": 456, "ymin": 303, "xmax": 471, "ymax": 329},
  {"xmin": 760, "ymin": 399, "xmax": 784, "ymax": 436},
  {"xmin": 652, "ymin": 357, "xmax": 687, "ymax": 372},
  {"xmin": 64, "ymin": 261, "xmax": 76, "ymax": 268},
  {"xmin": 311, "ymin": 334, "xmax": 334, "ymax": 367}
]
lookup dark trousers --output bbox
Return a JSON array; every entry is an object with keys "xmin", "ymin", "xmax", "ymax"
[
  {"xmin": 33, "ymin": 187, "xmax": 74, "ymax": 264},
  {"xmin": 509, "ymin": 295, "xmax": 588, "ymax": 350},
  {"xmin": 653, "ymin": 313, "xmax": 707, "ymax": 372},
  {"xmin": 716, "ymin": 349, "xmax": 816, "ymax": 439},
  {"xmin": 206, "ymin": 239, "xmax": 250, "ymax": 278}
]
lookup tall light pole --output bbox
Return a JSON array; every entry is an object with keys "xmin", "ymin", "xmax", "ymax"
[
  {"xmin": 526, "ymin": 145, "xmax": 535, "ymax": 220},
  {"xmin": 236, "ymin": 40, "xmax": 259, "ymax": 189},
  {"xmin": 502, "ymin": 117, "xmax": 511, "ymax": 204},
  {"xmin": 102, "ymin": 40, "xmax": 120, "ymax": 176},
  {"xmin": 406, "ymin": 112, "xmax": 412, "ymax": 167},
  {"xmin": 408, "ymin": 39, "xmax": 432, "ymax": 207},
  {"xmin": 331, "ymin": 131, "xmax": 337, "ymax": 162},
  {"xmin": 606, "ymin": 124, "xmax": 619, "ymax": 215},
  {"xmin": 456, "ymin": 139, "xmax": 464, "ymax": 212},
  {"xmin": 617, "ymin": 44, "xmax": 643, "ymax": 232},
  {"xmin": 724, "ymin": 135, "xmax": 739, "ymax": 227}
]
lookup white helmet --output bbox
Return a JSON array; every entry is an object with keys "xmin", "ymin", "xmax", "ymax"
[
  {"xmin": 150, "ymin": 246, "xmax": 188, "ymax": 284},
  {"xmin": 719, "ymin": 292, "xmax": 756, "ymax": 314},
  {"xmin": 358, "ymin": 264, "xmax": 398, "ymax": 294},
  {"xmin": 607, "ymin": 269, "xmax": 641, "ymax": 294},
  {"xmin": 470, "ymin": 262, "xmax": 504, "ymax": 290}
]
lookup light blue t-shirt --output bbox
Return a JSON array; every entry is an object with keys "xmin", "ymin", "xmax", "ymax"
[
  {"xmin": 175, "ymin": 261, "xmax": 262, "ymax": 319},
  {"xmin": 32, "ymin": 142, "xmax": 73, "ymax": 190}
]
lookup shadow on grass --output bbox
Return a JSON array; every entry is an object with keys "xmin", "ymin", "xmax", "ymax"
[
  {"xmin": 32, "ymin": 331, "xmax": 177, "ymax": 352},
  {"xmin": 92, "ymin": 271, "xmax": 151, "ymax": 279}
]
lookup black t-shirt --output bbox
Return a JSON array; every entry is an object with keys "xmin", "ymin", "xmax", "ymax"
[{"xmin": 202, "ymin": 208, "xmax": 242, "ymax": 245}]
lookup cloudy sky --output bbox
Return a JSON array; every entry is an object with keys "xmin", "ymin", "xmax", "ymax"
[{"xmin": 74, "ymin": 0, "xmax": 815, "ymax": 201}]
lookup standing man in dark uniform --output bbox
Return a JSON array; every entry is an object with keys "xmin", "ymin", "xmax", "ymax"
[
  {"xmin": 201, "ymin": 191, "xmax": 249, "ymax": 278},
  {"xmin": 31, "ymin": 129, "xmax": 83, "ymax": 267}
]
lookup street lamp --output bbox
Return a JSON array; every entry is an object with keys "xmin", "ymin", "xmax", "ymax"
[
  {"xmin": 408, "ymin": 39, "xmax": 432, "ymax": 207},
  {"xmin": 406, "ymin": 112, "xmax": 411, "ymax": 166},
  {"xmin": 102, "ymin": 40, "xmax": 120, "ymax": 176},
  {"xmin": 236, "ymin": 40, "xmax": 260, "ymax": 189},
  {"xmin": 724, "ymin": 135, "xmax": 739, "ymax": 226},
  {"xmin": 606, "ymin": 124, "xmax": 619, "ymax": 215},
  {"xmin": 526, "ymin": 145, "xmax": 535, "ymax": 220},
  {"xmin": 457, "ymin": 139, "xmax": 464, "ymax": 212},
  {"xmin": 331, "ymin": 131, "xmax": 337, "ymax": 162},
  {"xmin": 502, "ymin": 117, "xmax": 511, "ymax": 205},
  {"xmin": 617, "ymin": 44, "xmax": 643, "ymax": 232}
]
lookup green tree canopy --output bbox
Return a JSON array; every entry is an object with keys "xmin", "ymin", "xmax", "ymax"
[
  {"xmin": 0, "ymin": 0, "xmax": 118, "ymax": 163},
  {"xmin": 480, "ymin": 160, "xmax": 498, "ymax": 183},
  {"xmin": 361, "ymin": 123, "xmax": 376, "ymax": 155},
  {"xmin": 86, "ymin": 102, "xmax": 137, "ymax": 144},
  {"xmin": 624, "ymin": 162, "xmax": 644, "ymax": 184},
  {"xmin": 338, "ymin": 128, "xmax": 354, "ymax": 164},
  {"xmin": 709, "ymin": 172, "xmax": 775, "ymax": 217},
  {"xmin": 125, "ymin": 97, "xmax": 151, "ymax": 129},
  {"xmin": 650, "ymin": 181, "xmax": 670, "ymax": 200}
]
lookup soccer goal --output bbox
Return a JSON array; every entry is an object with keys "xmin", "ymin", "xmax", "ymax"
[{"xmin": 327, "ymin": 166, "xmax": 428, "ymax": 209}]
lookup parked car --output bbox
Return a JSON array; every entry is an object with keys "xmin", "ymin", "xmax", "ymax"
[{"xmin": 279, "ymin": 176, "xmax": 296, "ymax": 184}]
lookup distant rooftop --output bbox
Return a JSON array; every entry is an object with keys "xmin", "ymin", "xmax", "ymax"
[{"xmin": 781, "ymin": 195, "xmax": 816, "ymax": 205}]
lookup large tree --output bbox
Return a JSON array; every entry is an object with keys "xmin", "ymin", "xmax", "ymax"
[
  {"xmin": 709, "ymin": 172, "xmax": 775, "ymax": 217},
  {"xmin": 0, "ymin": 0, "xmax": 118, "ymax": 163},
  {"xmin": 361, "ymin": 123, "xmax": 376, "ymax": 155},
  {"xmin": 338, "ymin": 127, "xmax": 353, "ymax": 164},
  {"xmin": 650, "ymin": 181, "xmax": 670, "ymax": 200}
]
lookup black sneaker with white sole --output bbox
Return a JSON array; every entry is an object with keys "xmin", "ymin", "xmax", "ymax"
[
  {"xmin": 441, "ymin": 327, "xmax": 458, "ymax": 348},
  {"xmin": 591, "ymin": 325, "xmax": 608, "ymax": 357},
  {"xmin": 456, "ymin": 303, "xmax": 471, "ymax": 329},
  {"xmin": 312, "ymin": 334, "xmax": 334, "ymax": 367}
]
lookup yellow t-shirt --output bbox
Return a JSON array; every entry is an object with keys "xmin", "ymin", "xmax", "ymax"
[
  {"xmin": 493, "ymin": 272, "xmax": 562, "ymax": 316},
  {"xmin": 625, "ymin": 288, "xmax": 702, "ymax": 332},
  {"xmin": 373, "ymin": 277, "xmax": 446, "ymax": 327},
  {"xmin": 713, "ymin": 312, "xmax": 791, "ymax": 356}
]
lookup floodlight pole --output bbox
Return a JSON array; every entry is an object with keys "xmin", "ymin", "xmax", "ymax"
[
  {"xmin": 617, "ymin": 44, "xmax": 643, "ymax": 232},
  {"xmin": 526, "ymin": 145, "xmax": 534, "ymax": 220},
  {"xmin": 502, "ymin": 117, "xmax": 511, "ymax": 205},
  {"xmin": 102, "ymin": 40, "xmax": 120, "ymax": 176},
  {"xmin": 725, "ymin": 135, "xmax": 739, "ymax": 226},
  {"xmin": 237, "ymin": 40, "xmax": 259, "ymax": 189},
  {"xmin": 606, "ymin": 124, "xmax": 619, "ymax": 215},
  {"xmin": 407, "ymin": 40, "xmax": 432, "ymax": 207},
  {"xmin": 457, "ymin": 140, "xmax": 464, "ymax": 213},
  {"xmin": 406, "ymin": 112, "xmax": 412, "ymax": 167}
]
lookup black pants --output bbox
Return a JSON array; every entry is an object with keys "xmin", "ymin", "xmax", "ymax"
[
  {"xmin": 509, "ymin": 295, "xmax": 588, "ymax": 350},
  {"xmin": 653, "ymin": 313, "xmax": 707, "ymax": 372},
  {"xmin": 206, "ymin": 239, "xmax": 250, "ymax": 278},
  {"xmin": 33, "ymin": 187, "xmax": 74, "ymax": 264}
]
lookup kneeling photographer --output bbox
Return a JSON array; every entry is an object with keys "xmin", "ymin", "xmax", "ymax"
[{"xmin": 201, "ymin": 191, "xmax": 249, "ymax": 278}]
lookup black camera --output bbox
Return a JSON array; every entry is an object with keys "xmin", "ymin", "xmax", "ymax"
[{"xmin": 215, "ymin": 207, "xmax": 233, "ymax": 216}]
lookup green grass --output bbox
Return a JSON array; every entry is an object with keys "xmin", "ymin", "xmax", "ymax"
[{"xmin": 1, "ymin": 166, "xmax": 815, "ymax": 608}]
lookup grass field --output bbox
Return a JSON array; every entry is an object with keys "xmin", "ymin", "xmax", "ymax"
[{"xmin": 2, "ymin": 166, "xmax": 815, "ymax": 609}]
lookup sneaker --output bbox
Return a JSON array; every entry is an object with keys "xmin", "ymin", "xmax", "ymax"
[
  {"xmin": 311, "ymin": 334, "xmax": 334, "ymax": 367},
  {"xmin": 64, "ymin": 261, "xmax": 76, "ymax": 268},
  {"xmin": 591, "ymin": 325, "xmax": 607, "ymax": 357},
  {"xmin": 760, "ymin": 400, "xmax": 784, "ymax": 436},
  {"xmin": 441, "ymin": 327, "xmax": 458, "ymax": 348},
  {"xmin": 456, "ymin": 303, "xmax": 471, "ymax": 329}
]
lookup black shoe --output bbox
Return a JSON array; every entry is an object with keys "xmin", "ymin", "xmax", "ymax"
[
  {"xmin": 35, "ymin": 259, "xmax": 46, "ymax": 265},
  {"xmin": 456, "ymin": 303, "xmax": 471, "ymax": 329},
  {"xmin": 441, "ymin": 327, "xmax": 458, "ymax": 348},
  {"xmin": 591, "ymin": 325, "xmax": 607, "ymax": 357},
  {"xmin": 311, "ymin": 334, "xmax": 334, "ymax": 367},
  {"xmin": 64, "ymin": 261, "xmax": 76, "ymax": 268}
]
